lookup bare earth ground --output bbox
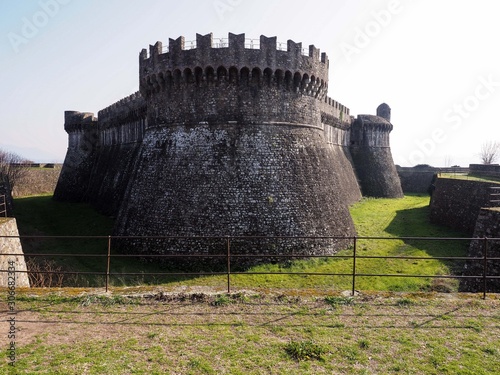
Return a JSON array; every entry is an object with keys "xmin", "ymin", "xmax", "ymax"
[{"xmin": 1, "ymin": 288, "xmax": 500, "ymax": 374}]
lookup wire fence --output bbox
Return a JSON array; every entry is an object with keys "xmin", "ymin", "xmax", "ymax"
[{"xmin": 1, "ymin": 235, "xmax": 499, "ymax": 298}]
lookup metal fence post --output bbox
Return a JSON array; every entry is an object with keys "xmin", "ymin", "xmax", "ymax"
[
  {"xmin": 352, "ymin": 236, "xmax": 357, "ymax": 296},
  {"xmin": 227, "ymin": 236, "xmax": 231, "ymax": 294},
  {"xmin": 483, "ymin": 237, "xmax": 488, "ymax": 300},
  {"xmin": 106, "ymin": 235, "xmax": 111, "ymax": 292}
]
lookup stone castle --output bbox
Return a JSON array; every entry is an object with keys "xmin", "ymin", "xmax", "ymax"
[{"xmin": 54, "ymin": 33, "xmax": 403, "ymax": 267}]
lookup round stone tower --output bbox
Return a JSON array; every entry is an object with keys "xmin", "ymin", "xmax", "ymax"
[
  {"xmin": 350, "ymin": 104, "xmax": 403, "ymax": 198},
  {"xmin": 54, "ymin": 111, "xmax": 98, "ymax": 202},
  {"xmin": 113, "ymin": 33, "xmax": 360, "ymax": 268}
]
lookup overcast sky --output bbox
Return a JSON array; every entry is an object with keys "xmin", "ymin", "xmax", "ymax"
[{"xmin": 1, "ymin": 0, "xmax": 499, "ymax": 166}]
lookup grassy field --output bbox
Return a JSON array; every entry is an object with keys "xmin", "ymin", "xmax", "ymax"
[
  {"xmin": 13, "ymin": 194, "xmax": 469, "ymax": 292},
  {"xmin": 1, "ymin": 291, "xmax": 499, "ymax": 374},
  {"xmin": 4, "ymin": 195, "xmax": 499, "ymax": 374},
  {"xmin": 227, "ymin": 194, "xmax": 468, "ymax": 292}
]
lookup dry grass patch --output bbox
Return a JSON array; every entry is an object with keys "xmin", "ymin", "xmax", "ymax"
[{"xmin": 1, "ymin": 290, "xmax": 499, "ymax": 374}]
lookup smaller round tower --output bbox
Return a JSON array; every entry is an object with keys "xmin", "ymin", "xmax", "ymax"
[
  {"xmin": 376, "ymin": 103, "xmax": 391, "ymax": 122},
  {"xmin": 53, "ymin": 111, "xmax": 98, "ymax": 202},
  {"xmin": 350, "ymin": 104, "xmax": 403, "ymax": 198}
]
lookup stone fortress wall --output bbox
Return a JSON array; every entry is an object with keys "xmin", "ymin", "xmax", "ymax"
[
  {"xmin": 429, "ymin": 178, "xmax": 495, "ymax": 235},
  {"xmin": 429, "ymin": 177, "xmax": 500, "ymax": 292},
  {"xmin": 461, "ymin": 207, "xmax": 500, "ymax": 293},
  {"xmin": 54, "ymin": 33, "xmax": 402, "ymax": 268}
]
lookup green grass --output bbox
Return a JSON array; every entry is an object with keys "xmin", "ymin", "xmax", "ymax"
[
  {"xmin": 14, "ymin": 194, "xmax": 469, "ymax": 292},
  {"xmin": 439, "ymin": 173, "xmax": 500, "ymax": 184},
  {"xmin": 14, "ymin": 195, "xmax": 113, "ymax": 236},
  {"xmin": 284, "ymin": 340, "xmax": 328, "ymax": 361},
  {"xmin": 5, "ymin": 292, "xmax": 500, "ymax": 374},
  {"xmin": 218, "ymin": 194, "xmax": 469, "ymax": 292},
  {"xmin": 13, "ymin": 196, "xmax": 185, "ymax": 287}
]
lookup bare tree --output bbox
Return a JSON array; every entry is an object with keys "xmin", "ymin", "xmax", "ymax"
[
  {"xmin": 479, "ymin": 141, "xmax": 499, "ymax": 165},
  {"xmin": 0, "ymin": 149, "xmax": 31, "ymax": 193}
]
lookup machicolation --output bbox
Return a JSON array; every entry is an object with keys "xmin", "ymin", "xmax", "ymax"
[{"xmin": 54, "ymin": 32, "xmax": 403, "ymax": 269}]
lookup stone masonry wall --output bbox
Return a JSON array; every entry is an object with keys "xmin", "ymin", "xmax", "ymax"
[
  {"xmin": 139, "ymin": 33, "xmax": 350, "ymax": 132},
  {"xmin": 0, "ymin": 218, "xmax": 30, "ymax": 287},
  {"xmin": 397, "ymin": 168, "xmax": 436, "ymax": 194},
  {"xmin": 84, "ymin": 93, "xmax": 147, "ymax": 216},
  {"xmin": 53, "ymin": 111, "xmax": 98, "ymax": 202},
  {"xmin": 350, "ymin": 147, "xmax": 403, "ymax": 198},
  {"xmin": 349, "ymin": 115, "xmax": 403, "ymax": 198},
  {"xmin": 469, "ymin": 163, "xmax": 500, "ymax": 178},
  {"xmin": 460, "ymin": 208, "xmax": 500, "ymax": 292},
  {"xmin": 114, "ymin": 124, "xmax": 358, "ymax": 268},
  {"xmin": 429, "ymin": 178, "xmax": 496, "ymax": 234}
]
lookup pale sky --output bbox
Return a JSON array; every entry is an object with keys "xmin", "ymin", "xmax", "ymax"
[{"xmin": 1, "ymin": 0, "xmax": 499, "ymax": 166}]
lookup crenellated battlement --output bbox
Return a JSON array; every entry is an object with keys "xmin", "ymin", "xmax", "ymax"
[
  {"xmin": 139, "ymin": 33, "xmax": 329, "ymax": 101},
  {"xmin": 96, "ymin": 92, "xmax": 147, "ymax": 146},
  {"xmin": 351, "ymin": 115, "xmax": 394, "ymax": 149},
  {"xmin": 98, "ymin": 91, "xmax": 147, "ymax": 126},
  {"xmin": 64, "ymin": 111, "xmax": 97, "ymax": 132}
]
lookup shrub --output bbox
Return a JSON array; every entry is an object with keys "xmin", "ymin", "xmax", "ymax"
[{"xmin": 284, "ymin": 340, "xmax": 327, "ymax": 361}]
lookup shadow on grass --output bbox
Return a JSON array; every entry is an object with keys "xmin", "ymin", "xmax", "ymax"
[
  {"xmin": 383, "ymin": 204, "xmax": 470, "ymax": 290},
  {"xmin": 14, "ymin": 195, "xmax": 212, "ymax": 288}
]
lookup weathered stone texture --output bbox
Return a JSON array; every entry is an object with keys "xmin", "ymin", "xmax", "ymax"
[
  {"xmin": 350, "ymin": 115, "xmax": 403, "ymax": 198},
  {"xmin": 53, "ymin": 111, "xmax": 98, "ymax": 202},
  {"xmin": 83, "ymin": 93, "xmax": 147, "ymax": 215},
  {"xmin": 0, "ymin": 218, "xmax": 30, "ymax": 287},
  {"xmin": 460, "ymin": 208, "xmax": 500, "ymax": 292},
  {"xmin": 397, "ymin": 167, "xmax": 436, "ymax": 194},
  {"xmin": 429, "ymin": 178, "xmax": 495, "ymax": 234},
  {"xmin": 469, "ymin": 163, "xmax": 500, "ymax": 178},
  {"xmin": 113, "ymin": 124, "xmax": 358, "ymax": 268}
]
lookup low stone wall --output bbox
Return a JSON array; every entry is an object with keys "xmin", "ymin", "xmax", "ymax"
[
  {"xmin": 429, "ymin": 178, "xmax": 495, "ymax": 234},
  {"xmin": 460, "ymin": 208, "xmax": 500, "ymax": 292},
  {"xmin": 397, "ymin": 168, "xmax": 436, "ymax": 194},
  {"xmin": 0, "ymin": 218, "xmax": 30, "ymax": 287},
  {"xmin": 469, "ymin": 164, "xmax": 500, "ymax": 178},
  {"xmin": 396, "ymin": 167, "xmax": 470, "ymax": 194}
]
